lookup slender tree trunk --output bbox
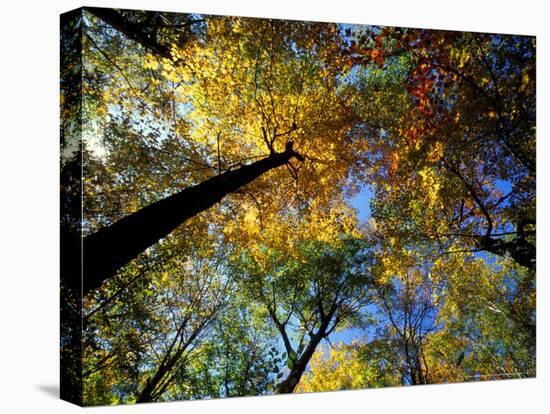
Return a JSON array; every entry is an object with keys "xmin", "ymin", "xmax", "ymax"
[
  {"xmin": 275, "ymin": 306, "xmax": 337, "ymax": 395},
  {"xmin": 79, "ymin": 10, "xmax": 307, "ymax": 294},
  {"xmin": 275, "ymin": 333, "xmax": 324, "ymax": 394},
  {"xmin": 82, "ymin": 143, "xmax": 302, "ymax": 295},
  {"xmin": 137, "ymin": 315, "xmax": 213, "ymax": 402}
]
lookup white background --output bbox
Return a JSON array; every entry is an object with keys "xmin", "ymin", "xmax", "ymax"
[{"xmin": 0, "ymin": 0, "xmax": 547, "ymax": 412}]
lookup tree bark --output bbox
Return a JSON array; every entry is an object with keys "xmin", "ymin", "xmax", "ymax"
[
  {"xmin": 275, "ymin": 333, "xmax": 325, "ymax": 394},
  {"xmin": 275, "ymin": 306, "xmax": 335, "ymax": 394},
  {"xmin": 136, "ymin": 306, "xmax": 219, "ymax": 402},
  {"xmin": 85, "ymin": 7, "xmax": 172, "ymax": 59},
  {"xmin": 82, "ymin": 143, "xmax": 302, "ymax": 295},
  {"xmin": 480, "ymin": 236, "xmax": 536, "ymax": 272}
]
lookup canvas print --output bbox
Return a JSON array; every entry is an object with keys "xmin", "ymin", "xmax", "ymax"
[{"xmin": 60, "ymin": 7, "xmax": 536, "ymax": 406}]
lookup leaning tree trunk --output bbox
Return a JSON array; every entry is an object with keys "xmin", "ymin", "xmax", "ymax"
[
  {"xmin": 275, "ymin": 307, "xmax": 338, "ymax": 395},
  {"xmin": 82, "ymin": 143, "xmax": 302, "ymax": 295},
  {"xmin": 275, "ymin": 333, "xmax": 325, "ymax": 394}
]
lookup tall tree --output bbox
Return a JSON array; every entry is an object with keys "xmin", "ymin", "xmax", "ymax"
[
  {"xmin": 79, "ymin": 12, "xmax": 359, "ymax": 294},
  {"xmin": 83, "ymin": 142, "xmax": 303, "ymax": 295}
]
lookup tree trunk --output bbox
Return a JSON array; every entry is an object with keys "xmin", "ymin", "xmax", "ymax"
[
  {"xmin": 82, "ymin": 143, "xmax": 302, "ymax": 295},
  {"xmin": 85, "ymin": 7, "xmax": 172, "ymax": 59},
  {"xmin": 136, "ymin": 316, "xmax": 213, "ymax": 402},
  {"xmin": 275, "ymin": 333, "xmax": 324, "ymax": 394},
  {"xmin": 481, "ymin": 236, "xmax": 536, "ymax": 272}
]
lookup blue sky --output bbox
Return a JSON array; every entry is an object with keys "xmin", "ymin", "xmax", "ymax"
[
  {"xmin": 349, "ymin": 184, "xmax": 374, "ymax": 223},
  {"xmin": 325, "ymin": 184, "xmax": 375, "ymax": 345}
]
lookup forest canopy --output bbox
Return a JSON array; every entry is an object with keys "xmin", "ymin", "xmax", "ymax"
[{"xmin": 60, "ymin": 7, "xmax": 535, "ymax": 406}]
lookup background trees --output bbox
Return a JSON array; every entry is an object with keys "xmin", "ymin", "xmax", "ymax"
[
  {"xmin": 61, "ymin": 8, "xmax": 535, "ymax": 405},
  {"xmin": 82, "ymin": 236, "xmax": 233, "ymax": 404},
  {"xmin": 352, "ymin": 29, "xmax": 536, "ymax": 270},
  {"xmin": 372, "ymin": 267, "xmax": 438, "ymax": 385},
  {"xmin": 236, "ymin": 237, "xmax": 374, "ymax": 393}
]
